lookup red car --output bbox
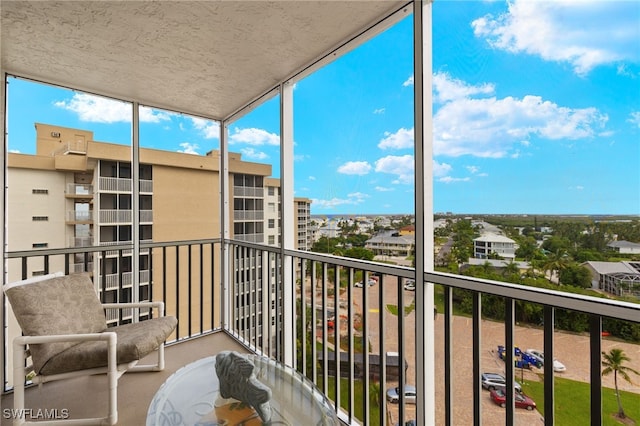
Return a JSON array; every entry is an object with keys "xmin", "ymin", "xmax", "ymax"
[{"xmin": 489, "ymin": 389, "xmax": 536, "ymax": 411}]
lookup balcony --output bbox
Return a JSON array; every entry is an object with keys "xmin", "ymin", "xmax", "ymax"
[
  {"xmin": 3, "ymin": 239, "xmax": 639, "ymax": 426},
  {"xmin": 2, "ymin": 2, "xmax": 638, "ymax": 425}
]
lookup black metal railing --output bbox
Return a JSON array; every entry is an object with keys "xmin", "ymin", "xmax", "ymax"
[{"xmin": 4, "ymin": 239, "xmax": 640, "ymax": 426}]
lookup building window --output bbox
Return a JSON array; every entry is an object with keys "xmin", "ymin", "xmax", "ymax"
[
  {"xmin": 268, "ymin": 203, "xmax": 275, "ymax": 213},
  {"xmin": 32, "ymin": 189, "xmax": 48, "ymax": 194},
  {"xmin": 268, "ymin": 235, "xmax": 275, "ymax": 245},
  {"xmin": 32, "ymin": 270, "xmax": 46, "ymax": 276},
  {"xmin": 32, "ymin": 243, "xmax": 48, "ymax": 248},
  {"xmin": 268, "ymin": 187, "xmax": 275, "ymax": 196},
  {"xmin": 32, "ymin": 216, "xmax": 49, "ymax": 221},
  {"xmin": 268, "ymin": 219, "xmax": 275, "ymax": 229}
]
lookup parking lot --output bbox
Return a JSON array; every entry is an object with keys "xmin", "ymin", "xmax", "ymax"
[{"xmin": 348, "ymin": 275, "xmax": 640, "ymax": 425}]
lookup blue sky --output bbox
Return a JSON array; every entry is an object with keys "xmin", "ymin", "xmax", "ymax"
[{"xmin": 6, "ymin": 1, "xmax": 640, "ymax": 216}]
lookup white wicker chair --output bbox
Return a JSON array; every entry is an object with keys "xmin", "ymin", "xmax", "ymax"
[{"xmin": 3, "ymin": 272, "xmax": 177, "ymax": 425}]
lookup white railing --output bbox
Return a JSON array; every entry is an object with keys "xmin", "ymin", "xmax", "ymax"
[
  {"xmin": 69, "ymin": 236, "xmax": 93, "ymax": 247},
  {"xmin": 66, "ymin": 210, "xmax": 93, "ymax": 222},
  {"xmin": 140, "ymin": 210, "xmax": 153, "ymax": 223},
  {"xmin": 65, "ymin": 183, "xmax": 93, "ymax": 195},
  {"xmin": 140, "ymin": 179, "xmax": 153, "ymax": 193},
  {"xmin": 99, "ymin": 209, "xmax": 132, "ymax": 224},
  {"xmin": 233, "ymin": 210, "xmax": 264, "ymax": 221},
  {"xmin": 98, "ymin": 177, "xmax": 132, "ymax": 192}
]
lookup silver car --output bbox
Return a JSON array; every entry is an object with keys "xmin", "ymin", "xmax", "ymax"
[
  {"xmin": 481, "ymin": 372, "xmax": 522, "ymax": 393},
  {"xmin": 386, "ymin": 385, "xmax": 417, "ymax": 404}
]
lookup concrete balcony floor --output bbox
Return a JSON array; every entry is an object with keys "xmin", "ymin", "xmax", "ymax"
[{"xmin": 1, "ymin": 332, "xmax": 249, "ymax": 426}]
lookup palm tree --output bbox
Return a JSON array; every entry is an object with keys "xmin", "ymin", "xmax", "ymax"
[
  {"xmin": 542, "ymin": 249, "xmax": 570, "ymax": 283},
  {"xmin": 602, "ymin": 348, "xmax": 640, "ymax": 419}
]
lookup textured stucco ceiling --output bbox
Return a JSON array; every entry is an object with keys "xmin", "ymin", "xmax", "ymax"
[{"xmin": 1, "ymin": 1, "xmax": 410, "ymax": 121}]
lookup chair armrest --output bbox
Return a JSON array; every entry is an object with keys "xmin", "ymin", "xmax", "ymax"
[
  {"xmin": 14, "ymin": 331, "xmax": 117, "ymax": 346},
  {"xmin": 102, "ymin": 301, "xmax": 165, "ymax": 316}
]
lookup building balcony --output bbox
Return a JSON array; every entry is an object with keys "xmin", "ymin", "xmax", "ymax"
[
  {"xmin": 65, "ymin": 210, "xmax": 93, "ymax": 224},
  {"xmin": 3, "ymin": 239, "xmax": 639, "ymax": 426}
]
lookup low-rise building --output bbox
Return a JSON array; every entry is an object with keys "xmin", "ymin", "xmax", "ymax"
[
  {"xmin": 583, "ymin": 261, "xmax": 640, "ymax": 298},
  {"xmin": 473, "ymin": 234, "xmax": 517, "ymax": 260},
  {"xmin": 607, "ymin": 240, "xmax": 640, "ymax": 255}
]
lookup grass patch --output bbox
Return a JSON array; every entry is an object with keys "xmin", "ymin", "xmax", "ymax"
[
  {"xmin": 522, "ymin": 375, "xmax": 639, "ymax": 425},
  {"xmin": 320, "ymin": 376, "xmax": 382, "ymax": 426}
]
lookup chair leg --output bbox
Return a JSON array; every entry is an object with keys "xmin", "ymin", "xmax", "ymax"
[
  {"xmin": 11, "ymin": 335, "xmax": 118, "ymax": 425},
  {"xmin": 12, "ymin": 339, "xmax": 26, "ymax": 426}
]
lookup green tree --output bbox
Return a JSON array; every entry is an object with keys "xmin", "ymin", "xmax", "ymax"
[
  {"xmin": 515, "ymin": 236, "xmax": 542, "ymax": 261},
  {"xmin": 558, "ymin": 264, "xmax": 591, "ymax": 288},
  {"xmin": 542, "ymin": 250, "xmax": 571, "ymax": 283},
  {"xmin": 602, "ymin": 348, "xmax": 640, "ymax": 419}
]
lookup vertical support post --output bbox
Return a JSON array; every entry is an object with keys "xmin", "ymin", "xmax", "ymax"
[
  {"xmin": 413, "ymin": 1, "xmax": 435, "ymax": 425},
  {"xmin": 1, "ymin": 70, "xmax": 7, "ymax": 393},
  {"xmin": 132, "ymin": 102, "xmax": 140, "ymax": 320},
  {"xmin": 220, "ymin": 121, "xmax": 230, "ymax": 330},
  {"xmin": 280, "ymin": 81, "xmax": 295, "ymax": 366}
]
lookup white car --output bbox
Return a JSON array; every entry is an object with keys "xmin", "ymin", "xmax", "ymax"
[{"xmin": 526, "ymin": 349, "xmax": 566, "ymax": 372}]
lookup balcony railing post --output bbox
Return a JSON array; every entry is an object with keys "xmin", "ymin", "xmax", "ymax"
[
  {"xmin": 590, "ymin": 315, "xmax": 602, "ymax": 425},
  {"xmin": 543, "ymin": 306, "xmax": 555, "ymax": 426},
  {"xmin": 473, "ymin": 292, "xmax": 482, "ymax": 426},
  {"xmin": 505, "ymin": 297, "xmax": 515, "ymax": 426}
]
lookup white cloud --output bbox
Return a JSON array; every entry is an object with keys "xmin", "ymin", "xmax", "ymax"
[
  {"xmin": 8, "ymin": 149, "xmax": 20, "ymax": 153},
  {"xmin": 54, "ymin": 93, "xmax": 171, "ymax": 123},
  {"xmin": 403, "ymin": 75, "xmax": 414, "ymax": 87},
  {"xmin": 308, "ymin": 176, "xmax": 316, "ymax": 181},
  {"xmin": 434, "ymin": 73, "xmax": 608, "ymax": 158},
  {"xmin": 240, "ymin": 147, "xmax": 268, "ymax": 160},
  {"xmin": 311, "ymin": 192, "xmax": 368, "ymax": 209},
  {"xmin": 190, "ymin": 117, "xmax": 220, "ymax": 139},
  {"xmin": 439, "ymin": 176, "xmax": 471, "ymax": 183},
  {"xmin": 378, "ymin": 127, "xmax": 414, "ymax": 150},
  {"xmin": 337, "ymin": 161, "xmax": 372, "ymax": 175},
  {"xmin": 373, "ymin": 108, "xmax": 385, "ymax": 114},
  {"xmin": 433, "ymin": 160, "xmax": 452, "ymax": 177},
  {"xmin": 177, "ymin": 142, "xmax": 200, "ymax": 155},
  {"xmin": 229, "ymin": 127, "xmax": 280, "ymax": 146},
  {"xmin": 375, "ymin": 186, "xmax": 394, "ymax": 192},
  {"xmin": 348, "ymin": 192, "xmax": 369, "ymax": 200},
  {"xmin": 433, "ymin": 71, "xmax": 495, "ymax": 103},
  {"xmin": 471, "ymin": 1, "xmax": 640, "ymax": 76},
  {"xmin": 628, "ymin": 112, "xmax": 640, "ymax": 128},
  {"xmin": 466, "ymin": 165, "xmax": 479, "ymax": 174},
  {"xmin": 374, "ymin": 155, "xmax": 414, "ymax": 184}
]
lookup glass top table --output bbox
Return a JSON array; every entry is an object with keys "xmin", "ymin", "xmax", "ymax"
[{"xmin": 147, "ymin": 353, "xmax": 338, "ymax": 425}]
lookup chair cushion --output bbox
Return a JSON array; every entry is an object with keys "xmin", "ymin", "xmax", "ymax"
[
  {"xmin": 39, "ymin": 316, "xmax": 178, "ymax": 375},
  {"xmin": 4, "ymin": 273, "xmax": 107, "ymax": 374}
]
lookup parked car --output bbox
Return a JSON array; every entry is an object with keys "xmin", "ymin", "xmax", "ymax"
[
  {"xmin": 489, "ymin": 389, "xmax": 537, "ymax": 411},
  {"xmin": 354, "ymin": 281, "xmax": 364, "ymax": 288},
  {"xmin": 481, "ymin": 372, "xmax": 522, "ymax": 393},
  {"xmin": 403, "ymin": 279, "xmax": 416, "ymax": 291},
  {"xmin": 525, "ymin": 349, "xmax": 566, "ymax": 372},
  {"xmin": 386, "ymin": 385, "xmax": 417, "ymax": 404},
  {"xmin": 521, "ymin": 351, "xmax": 543, "ymax": 368}
]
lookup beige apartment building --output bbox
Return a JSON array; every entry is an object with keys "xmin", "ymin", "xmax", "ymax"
[{"xmin": 6, "ymin": 123, "xmax": 311, "ymax": 379}]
